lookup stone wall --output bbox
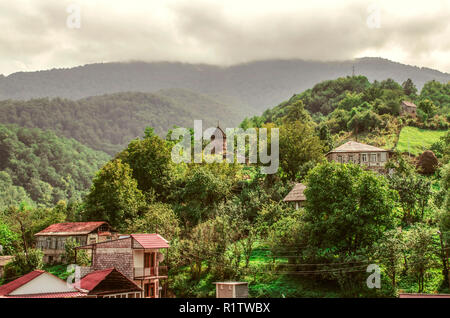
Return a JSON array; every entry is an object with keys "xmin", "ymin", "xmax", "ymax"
[{"xmin": 92, "ymin": 237, "xmax": 134, "ymax": 279}]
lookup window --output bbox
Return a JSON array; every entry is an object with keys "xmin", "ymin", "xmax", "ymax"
[
  {"xmin": 370, "ymin": 154, "xmax": 377, "ymax": 162},
  {"xmin": 362, "ymin": 154, "xmax": 367, "ymax": 162},
  {"xmin": 337, "ymin": 155, "xmax": 343, "ymax": 163},
  {"xmin": 144, "ymin": 253, "xmax": 155, "ymax": 268},
  {"xmin": 348, "ymin": 155, "xmax": 353, "ymax": 163},
  {"xmin": 144, "ymin": 283, "xmax": 155, "ymax": 298}
]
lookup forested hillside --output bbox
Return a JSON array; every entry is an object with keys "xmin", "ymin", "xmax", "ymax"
[
  {"xmin": 243, "ymin": 76, "xmax": 449, "ymax": 152},
  {"xmin": 1, "ymin": 58, "xmax": 449, "ymax": 112},
  {"xmin": 0, "ymin": 89, "xmax": 250, "ymax": 155},
  {"xmin": 0, "ymin": 124, "xmax": 109, "ymax": 208}
]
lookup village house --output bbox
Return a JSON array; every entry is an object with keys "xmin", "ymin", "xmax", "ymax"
[
  {"xmin": 0, "ymin": 270, "xmax": 84, "ymax": 298},
  {"xmin": 326, "ymin": 141, "xmax": 391, "ymax": 173},
  {"xmin": 0, "ymin": 268, "xmax": 142, "ymax": 298},
  {"xmin": 283, "ymin": 183, "xmax": 307, "ymax": 209},
  {"xmin": 35, "ymin": 222, "xmax": 118, "ymax": 264},
  {"xmin": 76, "ymin": 233, "xmax": 169, "ymax": 298},
  {"xmin": 401, "ymin": 100, "xmax": 417, "ymax": 116}
]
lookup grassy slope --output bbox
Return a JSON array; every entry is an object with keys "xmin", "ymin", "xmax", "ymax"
[{"xmin": 396, "ymin": 127, "xmax": 448, "ymax": 156}]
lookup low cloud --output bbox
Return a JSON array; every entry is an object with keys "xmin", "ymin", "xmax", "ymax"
[{"xmin": 0, "ymin": 0, "xmax": 449, "ymax": 75}]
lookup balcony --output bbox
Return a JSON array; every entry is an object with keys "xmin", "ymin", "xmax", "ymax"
[{"xmin": 133, "ymin": 266, "xmax": 168, "ymax": 279}]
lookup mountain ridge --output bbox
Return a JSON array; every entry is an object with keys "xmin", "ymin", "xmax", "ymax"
[{"xmin": 1, "ymin": 57, "xmax": 449, "ymax": 113}]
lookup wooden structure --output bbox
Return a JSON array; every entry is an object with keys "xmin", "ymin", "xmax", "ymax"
[
  {"xmin": 283, "ymin": 183, "xmax": 307, "ymax": 209},
  {"xmin": 35, "ymin": 222, "xmax": 118, "ymax": 264},
  {"xmin": 401, "ymin": 100, "xmax": 417, "ymax": 117}
]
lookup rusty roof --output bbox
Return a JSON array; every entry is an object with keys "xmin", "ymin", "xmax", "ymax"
[
  {"xmin": 4, "ymin": 291, "xmax": 86, "ymax": 298},
  {"xmin": 0, "ymin": 270, "xmax": 45, "ymax": 296},
  {"xmin": 327, "ymin": 141, "xmax": 386, "ymax": 154},
  {"xmin": 283, "ymin": 183, "xmax": 307, "ymax": 202},
  {"xmin": 131, "ymin": 234, "xmax": 169, "ymax": 249},
  {"xmin": 35, "ymin": 222, "xmax": 107, "ymax": 236}
]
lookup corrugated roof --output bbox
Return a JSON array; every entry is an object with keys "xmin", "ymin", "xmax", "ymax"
[
  {"xmin": 0, "ymin": 270, "xmax": 45, "ymax": 296},
  {"xmin": 327, "ymin": 141, "xmax": 386, "ymax": 154},
  {"xmin": 283, "ymin": 183, "xmax": 307, "ymax": 202},
  {"xmin": 35, "ymin": 222, "xmax": 107, "ymax": 236},
  {"xmin": 131, "ymin": 234, "xmax": 169, "ymax": 249},
  {"xmin": 5, "ymin": 291, "xmax": 86, "ymax": 298},
  {"xmin": 399, "ymin": 293, "xmax": 450, "ymax": 298},
  {"xmin": 402, "ymin": 100, "xmax": 417, "ymax": 108},
  {"xmin": 77, "ymin": 268, "xmax": 114, "ymax": 291}
]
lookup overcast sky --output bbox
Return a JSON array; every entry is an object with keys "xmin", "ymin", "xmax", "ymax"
[{"xmin": 0, "ymin": 0, "xmax": 449, "ymax": 75}]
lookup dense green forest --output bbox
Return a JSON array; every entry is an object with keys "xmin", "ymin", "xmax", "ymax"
[
  {"xmin": 1, "ymin": 58, "xmax": 449, "ymax": 111},
  {"xmin": 0, "ymin": 124, "xmax": 109, "ymax": 208},
  {"xmin": 0, "ymin": 75, "xmax": 448, "ymax": 298},
  {"xmin": 0, "ymin": 89, "xmax": 250, "ymax": 155}
]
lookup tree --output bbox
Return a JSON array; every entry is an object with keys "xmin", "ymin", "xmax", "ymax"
[
  {"xmin": 405, "ymin": 224, "xmax": 439, "ymax": 293},
  {"xmin": 402, "ymin": 79, "xmax": 418, "ymax": 98},
  {"xmin": 5, "ymin": 248, "xmax": 43, "ymax": 280},
  {"xmin": 303, "ymin": 162, "xmax": 395, "ymax": 254},
  {"xmin": 417, "ymin": 150, "xmax": 439, "ymax": 175},
  {"xmin": 118, "ymin": 132, "xmax": 174, "ymax": 198},
  {"xmin": 85, "ymin": 159, "xmax": 144, "ymax": 231},
  {"xmin": 0, "ymin": 220, "xmax": 19, "ymax": 255},
  {"xmin": 375, "ymin": 229, "xmax": 405, "ymax": 288},
  {"xmin": 126, "ymin": 203, "xmax": 181, "ymax": 241},
  {"xmin": 63, "ymin": 238, "xmax": 90, "ymax": 265},
  {"xmin": 279, "ymin": 121, "xmax": 325, "ymax": 180},
  {"xmin": 418, "ymin": 99, "xmax": 438, "ymax": 118}
]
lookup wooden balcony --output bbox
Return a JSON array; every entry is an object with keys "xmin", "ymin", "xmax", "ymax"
[{"xmin": 133, "ymin": 266, "xmax": 168, "ymax": 279}]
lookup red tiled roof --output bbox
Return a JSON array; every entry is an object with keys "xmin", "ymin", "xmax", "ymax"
[
  {"xmin": 76, "ymin": 268, "xmax": 114, "ymax": 291},
  {"xmin": 0, "ymin": 270, "xmax": 45, "ymax": 296},
  {"xmin": 5, "ymin": 292, "xmax": 86, "ymax": 298},
  {"xmin": 131, "ymin": 234, "xmax": 169, "ymax": 249},
  {"xmin": 399, "ymin": 293, "xmax": 450, "ymax": 298},
  {"xmin": 35, "ymin": 222, "xmax": 107, "ymax": 236}
]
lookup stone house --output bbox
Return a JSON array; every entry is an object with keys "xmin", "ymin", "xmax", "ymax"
[
  {"xmin": 76, "ymin": 233, "xmax": 169, "ymax": 298},
  {"xmin": 401, "ymin": 100, "xmax": 417, "ymax": 116},
  {"xmin": 35, "ymin": 222, "xmax": 118, "ymax": 264},
  {"xmin": 326, "ymin": 141, "xmax": 391, "ymax": 173}
]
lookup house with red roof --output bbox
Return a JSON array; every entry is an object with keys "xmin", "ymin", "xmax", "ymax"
[
  {"xmin": 35, "ymin": 222, "xmax": 118, "ymax": 264},
  {"xmin": 0, "ymin": 270, "xmax": 83, "ymax": 298},
  {"xmin": 76, "ymin": 233, "xmax": 169, "ymax": 298},
  {"xmin": 0, "ymin": 268, "xmax": 142, "ymax": 298}
]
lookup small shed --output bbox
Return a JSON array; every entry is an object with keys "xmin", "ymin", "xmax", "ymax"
[
  {"xmin": 401, "ymin": 101, "xmax": 417, "ymax": 116},
  {"xmin": 283, "ymin": 183, "xmax": 307, "ymax": 209},
  {"xmin": 214, "ymin": 282, "xmax": 248, "ymax": 298}
]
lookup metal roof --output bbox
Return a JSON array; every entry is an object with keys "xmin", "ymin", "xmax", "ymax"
[{"xmin": 35, "ymin": 222, "xmax": 107, "ymax": 236}]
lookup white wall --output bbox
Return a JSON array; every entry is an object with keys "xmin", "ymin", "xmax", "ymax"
[{"xmin": 9, "ymin": 272, "xmax": 77, "ymax": 295}]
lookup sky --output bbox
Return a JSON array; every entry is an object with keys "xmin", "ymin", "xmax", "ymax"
[{"xmin": 0, "ymin": 0, "xmax": 449, "ymax": 75}]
